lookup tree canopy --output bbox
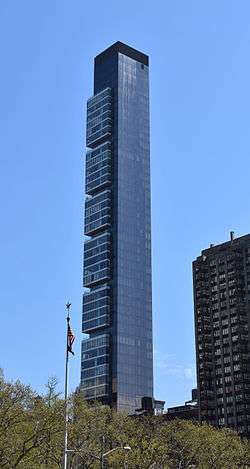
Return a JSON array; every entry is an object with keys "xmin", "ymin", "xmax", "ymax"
[{"xmin": 0, "ymin": 372, "xmax": 249, "ymax": 468}]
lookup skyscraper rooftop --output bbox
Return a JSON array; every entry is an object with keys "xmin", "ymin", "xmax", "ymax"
[{"xmin": 95, "ymin": 41, "xmax": 149, "ymax": 66}]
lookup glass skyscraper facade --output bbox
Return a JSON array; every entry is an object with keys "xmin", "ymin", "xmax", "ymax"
[{"xmin": 80, "ymin": 42, "xmax": 153, "ymax": 413}]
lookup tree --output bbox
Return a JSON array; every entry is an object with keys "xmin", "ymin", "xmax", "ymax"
[
  {"xmin": 67, "ymin": 395, "xmax": 127, "ymax": 468},
  {"xmin": 195, "ymin": 424, "xmax": 249, "ymax": 469},
  {"xmin": 34, "ymin": 377, "xmax": 65, "ymax": 468},
  {"xmin": 0, "ymin": 373, "xmax": 64, "ymax": 468},
  {"xmin": 0, "ymin": 372, "xmax": 249, "ymax": 468}
]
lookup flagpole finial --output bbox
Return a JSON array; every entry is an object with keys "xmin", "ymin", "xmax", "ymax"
[{"xmin": 66, "ymin": 302, "xmax": 71, "ymax": 321}]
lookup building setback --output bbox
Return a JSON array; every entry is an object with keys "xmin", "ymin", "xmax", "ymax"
[
  {"xmin": 163, "ymin": 389, "xmax": 198, "ymax": 422},
  {"xmin": 193, "ymin": 233, "xmax": 250, "ymax": 437},
  {"xmin": 80, "ymin": 42, "xmax": 153, "ymax": 413}
]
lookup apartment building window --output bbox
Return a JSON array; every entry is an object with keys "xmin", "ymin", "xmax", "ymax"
[
  {"xmin": 219, "ymin": 273, "xmax": 226, "ymax": 280},
  {"xmin": 233, "ymin": 354, "xmax": 240, "ymax": 362},
  {"xmin": 232, "ymin": 335, "xmax": 239, "ymax": 342},
  {"xmin": 234, "ymin": 364, "xmax": 241, "ymax": 372}
]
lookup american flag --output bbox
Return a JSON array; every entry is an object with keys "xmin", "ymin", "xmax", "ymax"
[{"xmin": 67, "ymin": 324, "xmax": 75, "ymax": 356}]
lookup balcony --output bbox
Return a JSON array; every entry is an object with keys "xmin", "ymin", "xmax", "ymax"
[
  {"xmin": 84, "ymin": 190, "xmax": 111, "ymax": 236},
  {"xmin": 83, "ymin": 232, "xmax": 111, "ymax": 287},
  {"xmin": 85, "ymin": 142, "xmax": 112, "ymax": 195},
  {"xmin": 81, "ymin": 333, "xmax": 110, "ymax": 399},
  {"xmin": 81, "ymin": 384, "xmax": 109, "ymax": 399},
  {"xmin": 82, "ymin": 285, "xmax": 111, "ymax": 333},
  {"xmin": 86, "ymin": 88, "xmax": 112, "ymax": 148},
  {"xmin": 84, "ymin": 266, "xmax": 110, "ymax": 288}
]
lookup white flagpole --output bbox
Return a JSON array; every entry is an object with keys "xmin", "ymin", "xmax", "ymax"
[{"xmin": 63, "ymin": 302, "xmax": 71, "ymax": 469}]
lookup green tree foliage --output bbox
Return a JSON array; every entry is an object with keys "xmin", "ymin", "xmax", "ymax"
[
  {"xmin": 0, "ymin": 372, "xmax": 249, "ymax": 468},
  {"xmin": 0, "ymin": 372, "xmax": 64, "ymax": 468},
  {"xmin": 163, "ymin": 419, "xmax": 250, "ymax": 469}
]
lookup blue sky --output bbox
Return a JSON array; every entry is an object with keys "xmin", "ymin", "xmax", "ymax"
[{"xmin": 0, "ymin": 0, "xmax": 250, "ymax": 407}]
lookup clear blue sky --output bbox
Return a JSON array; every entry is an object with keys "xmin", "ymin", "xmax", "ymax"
[{"xmin": 0, "ymin": 0, "xmax": 250, "ymax": 407}]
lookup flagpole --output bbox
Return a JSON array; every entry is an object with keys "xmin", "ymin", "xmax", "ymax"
[{"xmin": 63, "ymin": 302, "xmax": 71, "ymax": 469}]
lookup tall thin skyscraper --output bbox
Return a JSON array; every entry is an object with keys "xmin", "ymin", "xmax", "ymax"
[
  {"xmin": 80, "ymin": 42, "xmax": 153, "ymax": 413},
  {"xmin": 193, "ymin": 233, "xmax": 250, "ymax": 437}
]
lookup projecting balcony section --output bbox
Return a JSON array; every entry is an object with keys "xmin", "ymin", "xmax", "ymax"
[
  {"xmin": 81, "ymin": 383, "xmax": 109, "ymax": 400},
  {"xmin": 83, "ymin": 232, "xmax": 111, "ymax": 287},
  {"xmin": 86, "ymin": 88, "xmax": 112, "ymax": 149},
  {"xmin": 83, "ymin": 264, "xmax": 110, "ymax": 289},
  {"xmin": 84, "ymin": 190, "xmax": 111, "ymax": 236},
  {"xmin": 85, "ymin": 142, "xmax": 112, "ymax": 195},
  {"xmin": 81, "ymin": 334, "xmax": 110, "ymax": 399},
  {"xmin": 82, "ymin": 285, "xmax": 110, "ymax": 333}
]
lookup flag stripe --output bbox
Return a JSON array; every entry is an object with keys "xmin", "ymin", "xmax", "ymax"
[{"xmin": 67, "ymin": 324, "xmax": 75, "ymax": 355}]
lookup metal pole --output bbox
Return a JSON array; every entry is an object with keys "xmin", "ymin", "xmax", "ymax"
[
  {"xmin": 63, "ymin": 303, "xmax": 71, "ymax": 469},
  {"xmin": 100, "ymin": 436, "xmax": 105, "ymax": 469}
]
